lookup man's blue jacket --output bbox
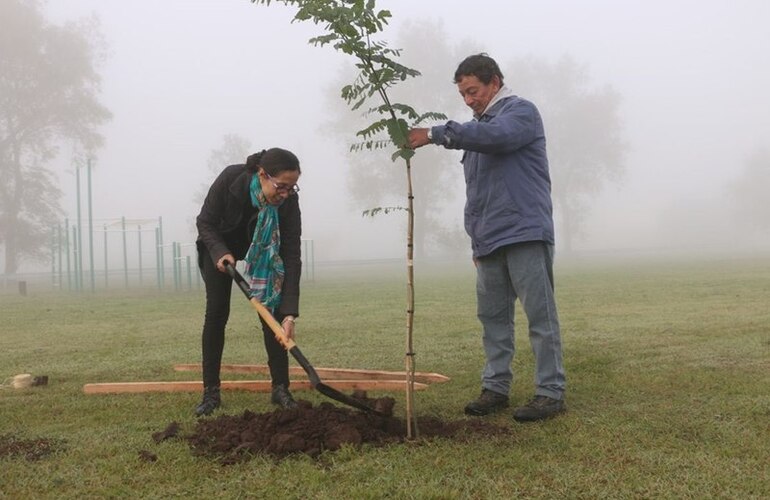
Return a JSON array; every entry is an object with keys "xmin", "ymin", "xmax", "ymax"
[{"xmin": 431, "ymin": 94, "xmax": 555, "ymax": 258}]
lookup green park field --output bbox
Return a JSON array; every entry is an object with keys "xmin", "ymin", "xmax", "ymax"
[{"xmin": 1, "ymin": 256, "xmax": 768, "ymax": 498}]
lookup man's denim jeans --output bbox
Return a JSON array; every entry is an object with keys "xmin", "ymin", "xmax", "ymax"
[{"xmin": 475, "ymin": 241, "xmax": 566, "ymax": 400}]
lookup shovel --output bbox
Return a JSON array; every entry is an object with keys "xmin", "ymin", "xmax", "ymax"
[{"xmin": 224, "ymin": 261, "xmax": 386, "ymax": 416}]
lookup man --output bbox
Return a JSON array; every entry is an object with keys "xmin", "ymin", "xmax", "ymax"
[{"xmin": 408, "ymin": 53, "xmax": 566, "ymax": 422}]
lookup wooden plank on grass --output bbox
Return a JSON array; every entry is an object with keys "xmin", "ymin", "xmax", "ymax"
[
  {"xmin": 83, "ymin": 379, "xmax": 428, "ymax": 394},
  {"xmin": 172, "ymin": 363, "xmax": 450, "ymax": 384}
]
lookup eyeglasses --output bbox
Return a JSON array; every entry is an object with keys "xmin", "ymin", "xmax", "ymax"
[{"xmin": 265, "ymin": 173, "xmax": 300, "ymax": 195}]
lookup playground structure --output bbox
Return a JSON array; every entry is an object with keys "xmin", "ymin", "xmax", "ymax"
[
  {"xmin": 50, "ymin": 216, "xmax": 315, "ymax": 292},
  {"xmin": 51, "ymin": 215, "xmax": 190, "ymax": 292}
]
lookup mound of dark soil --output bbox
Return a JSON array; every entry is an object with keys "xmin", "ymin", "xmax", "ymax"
[
  {"xmin": 182, "ymin": 396, "xmax": 510, "ymax": 464},
  {"xmin": 0, "ymin": 434, "xmax": 67, "ymax": 461}
]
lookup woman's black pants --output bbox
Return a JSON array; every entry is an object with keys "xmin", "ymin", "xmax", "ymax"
[{"xmin": 199, "ymin": 247, "xmax": 289, "ymax": 389}]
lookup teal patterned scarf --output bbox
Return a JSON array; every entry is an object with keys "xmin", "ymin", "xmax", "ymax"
[{"xmin": 244, "ymin": 174, "xmax": 284, "ymax": 308}]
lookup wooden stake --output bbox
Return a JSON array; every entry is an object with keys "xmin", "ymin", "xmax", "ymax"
[
  {"xmin": 83, "ymin": 379, "xmax": 429, "ymax": 394},
  {"xmin": 171, "ymin": 364, "xmax": 450, "ymax": 384}
]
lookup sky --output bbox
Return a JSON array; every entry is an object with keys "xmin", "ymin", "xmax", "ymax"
[{"xmin": 39, "ymin": 0, "xmax": 770, "ymax": 267}]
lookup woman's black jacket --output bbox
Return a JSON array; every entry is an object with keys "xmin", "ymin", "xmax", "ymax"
[{"xmin": 196, "ymin": 164, "xmax": 302, "ymax": 317}]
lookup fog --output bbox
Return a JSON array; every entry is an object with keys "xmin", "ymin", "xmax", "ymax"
[{"xmin": 40, "ymin": 0, "xmax": 770, "ymax": 268}]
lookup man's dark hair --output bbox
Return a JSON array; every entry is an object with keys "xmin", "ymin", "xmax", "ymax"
[
  {"xmin": 245, "ymin": 148, "xmax": 301, "ymax": 175},
  {"xmin": 453, "ymin": 53, "xmax": 504, "ymax": 85}
]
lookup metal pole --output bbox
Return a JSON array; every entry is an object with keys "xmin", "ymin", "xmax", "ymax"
[
  {"xmin": 137, "ymin": 225, "xmax": 143, "ymax": 286},
  {"xmin": 173, "ymin": 242, "xmax": 179, "ymax": 291},
  {"xmin": 171, "ymin": 241, "xmax": 179, "ymax": 290},
  {"xmin": 103, "ymin": 224, "xmax": 109, "ymax": 288},
  {"xmin": 87, "ymin": 159, "xmax": 95, "ymax": 292},
  {"xmin": 57, "ymin": 224, "xmax": 63, "ymax": 289},
  {"xmin": 65, "ymin": 218, "xmax": 71, "ymax": 291},
  {"xmin": 155, "ymin": 227, "xmax": 161, "ymax": 290},
  {"xmin": 178, "ymin": 243, "xmax": 183, "ymax": 291},
  {"xmin": 73, "ymin": 226, "xmax": 80, "ymax": 292},
  {"xmin": 179, "ymin": 243, "xmax": 184, "ymax": 291},
  {"xmin": 122, "ymin": 216, "xmax": 128, "ymax": 288},
  {"xmin": 75, "ymin": 167, "xmax": 83, "ymax": 291},
  {"xmin": 173, "ymin": 242, "xmax": 177, "ymax": 290},
  {"xmin": 186, "ymin": 255, "xmax": 192, "ymax": 291},
  {"xmin": 158, "ymin": 216, "xmax": 166, "ymax": 287},
  {"xmin": 51, "ymin": 226, "xmax": 56, "ymax": 287}
]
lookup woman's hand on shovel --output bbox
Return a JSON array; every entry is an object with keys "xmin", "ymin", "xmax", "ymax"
[
  {"xmin": 216, "ymin": 254, "xmax": 235, "ymax": 273},
  {"xmin": 282, "ymin": 316, "xmax": 296, "ymax": 341}
]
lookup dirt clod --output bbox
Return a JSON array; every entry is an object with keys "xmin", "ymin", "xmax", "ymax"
[
  {"xmin": 0, "ymin": 434, "xmax": 67, "ymax": 461},
  {"xmin": 138, "ymin": 449, "xmax": 158, "ymax": 462},
  {"xmin": 152, "ymin": 421, "xmax": 180, "ymax": 443}
]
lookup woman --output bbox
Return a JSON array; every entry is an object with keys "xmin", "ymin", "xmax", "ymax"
[{"xmin": 195, "ymin": 148, "xmax": 302, "ymax": 416}]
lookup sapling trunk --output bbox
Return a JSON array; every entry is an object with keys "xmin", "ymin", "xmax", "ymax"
[{"xmin": 405, "ymin": 157, "xmax": 418, "ymax": 439}]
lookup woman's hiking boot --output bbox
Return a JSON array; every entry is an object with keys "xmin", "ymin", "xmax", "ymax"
[
  {"xmin": 271, "ymin": 384, "xmax": 298, "ymax": 409},
  {"xmin": 195, "ymin": 386, "xmax": 221, "ymax": 417}
]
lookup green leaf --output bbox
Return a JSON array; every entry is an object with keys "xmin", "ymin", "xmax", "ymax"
[
  {"xmin": 391, "ymin": 148, "xmax": 415, "ymax": 162},
  {"xmin": 309, "ymin": 33, "xmax": 339, "ymax": 47},
  {"xmin": 376, "ymin": 9, "xmax": 392, "ymax": 21},
  {"xmin": 390, "ymin": 103, "xmax": 419, "ymax": 120},
  {"xmin": 356, "ymin": 118, "xmax": 389, "ymax": 139},
  {"xmin": 386, "ymin": 118, "xmax": 408, "ymax": 148},
  {"xmin": 415, "ymin": 111, "xmax": 448, "ymax": 125}
]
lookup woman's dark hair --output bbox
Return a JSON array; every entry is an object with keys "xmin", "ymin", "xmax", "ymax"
[
  {"xmin": 453, "ymin": 53, "xmax": 504, "ymax": 85},
  {"xmin": 245, "ymin": 148, "xmax": 301, "ymax": 176}
]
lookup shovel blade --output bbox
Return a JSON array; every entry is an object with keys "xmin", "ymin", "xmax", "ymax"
[
  {"xmin": 315, "ymin": 382, "xmax": 389, "ymax": 417},
  {"xmin": 289, "ymin": 346, "xmax": 386, "ymax": 417}
]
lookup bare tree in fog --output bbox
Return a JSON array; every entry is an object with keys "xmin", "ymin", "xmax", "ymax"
[
  {"xmin": 730, "ymin": 148, "xmax": 770, "ymax": 234},
  {"xmin": 507, "ymin": 56, "xmax": 626, "ymax": 252},
  {"xmin": 193, "ymin": 133, "xmax": 252, "ymax": 207},
  {"xmin": 188, "ymin": 133, "xmax": 252, "ymax": 238},
  {"xmin": 0, "ymin": 0, "xmax": 111, "ymax": 274}
]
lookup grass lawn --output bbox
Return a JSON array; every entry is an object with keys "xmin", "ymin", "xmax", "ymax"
[{"xmin": 1, "ymin": 256, "xmax": 768, "ymax": 498}]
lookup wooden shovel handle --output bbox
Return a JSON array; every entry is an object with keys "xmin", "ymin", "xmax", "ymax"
[
  {"xmin": 224, "ymin": 262, "xmax": 296, "ymax": 351},
  {"xmin": 248, "ymin": 297, "xmax": 296, "ymax": 351}
]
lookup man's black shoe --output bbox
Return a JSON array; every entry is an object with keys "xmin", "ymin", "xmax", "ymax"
[
  {"xmin": 271, "ymin": 384, "xmax": 298, "ymax": 409},
  {"xmin": 195, "ymin": 386, "xmax": 221, "ymax": 417},
  {"xmin": 464, "ymin": 389, "xmax": 509, "ymax": 416},
  {"xmin": 513, "ymin": 395, "xmax": 566, "ymax": 422}
]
